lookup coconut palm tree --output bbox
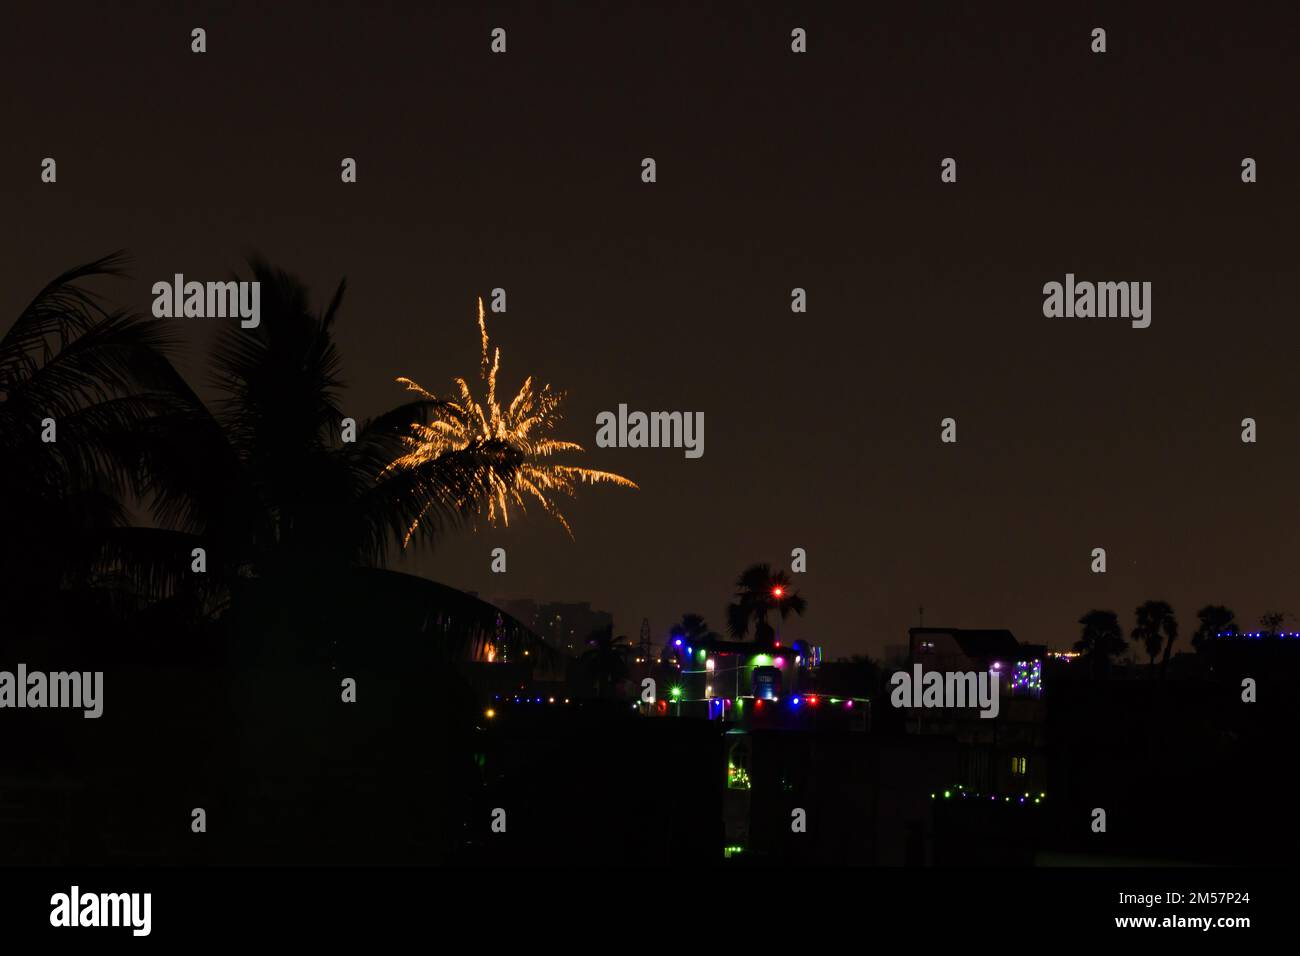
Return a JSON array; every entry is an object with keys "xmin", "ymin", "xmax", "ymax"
[
  {"xmin": 4, "ymin": 255, "xmax": 566, "ymax": 664},
  {"xmin": 1132, "ymin": 600, "xmax": 1178, "ymax": 678},
  {"xmin": 725, "ymin": 563, "xmax": 807, "ymax": 646},
  {"xmin": 1073, "ymin": 609, "xmax": 1126, "ymax": 677},
  {"xmin": 106, "ymin": 260, "xmax": 535, "ymax": 649},
  {"xmin": 0, "ymin": 253, "xmax": 191, "ymax": 636}
]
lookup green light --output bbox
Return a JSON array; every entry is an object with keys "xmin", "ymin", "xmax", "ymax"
[
  {"xmin": 670, "ymin": 686, "xmax": 682, "ymax": 699},
  {"xmin": 943, "ymin": 790, "xmax": 951, "ymax": 798}
]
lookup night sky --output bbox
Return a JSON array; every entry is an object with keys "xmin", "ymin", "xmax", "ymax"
[{"xmin": 4, "ymin": 1, "xmax": 1298, "ymax": 658}]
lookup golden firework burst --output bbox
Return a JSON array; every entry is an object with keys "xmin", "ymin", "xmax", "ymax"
[{"xmin": 388, "ymin": 298, "xmax": 637, "ymax": 542}]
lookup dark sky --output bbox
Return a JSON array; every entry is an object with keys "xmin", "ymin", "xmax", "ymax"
[{"xmin": 4, "ymin": 1, "xmax": 1298, "ymax": 658}]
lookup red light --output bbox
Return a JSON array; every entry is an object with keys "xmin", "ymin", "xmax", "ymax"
[
  {"xmin": 807, "ymin": 695, "xmax": 818, "ymax": 706},
  {"xmin": 771, "ymin": 586, "xmax": 784, "ymax": 598},
  {"xmin": 755, "ymin": 699, "xmax": 764, "ymax": 710}
]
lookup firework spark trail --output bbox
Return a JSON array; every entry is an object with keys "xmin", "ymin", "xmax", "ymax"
[{"xmin": 387, "ymin": 298, "xmax": 637, "ymax": 542}]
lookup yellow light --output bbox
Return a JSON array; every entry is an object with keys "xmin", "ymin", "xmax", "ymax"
[
  {"xmin": 485, "ymin": 708, "xmax": 496, "ymax": 719},
  {"xmin": 388, "ymin": 298, "xmax": 638, "ymax": 542}
]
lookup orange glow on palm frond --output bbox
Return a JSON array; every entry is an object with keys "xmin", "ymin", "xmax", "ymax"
[{"xmin": 387, "ymin": 297, "xmax": 636, "ymax": 542}]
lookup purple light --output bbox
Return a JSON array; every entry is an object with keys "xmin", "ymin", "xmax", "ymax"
[{"xmin": 674, "ymin": 638, "xmax": 682, "ymax": 646}]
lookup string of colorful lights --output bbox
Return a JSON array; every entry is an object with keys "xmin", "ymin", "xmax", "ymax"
[
  {"xmin": 1215, "ymin": 631, "xmax": 1300, "ymax": 638},
  {"xmin": 931, "ymin": 784, "xmax": 1046, "ymax": 805}
]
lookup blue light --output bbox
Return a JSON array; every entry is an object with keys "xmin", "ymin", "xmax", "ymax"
[
  {"xmin": 674, "ymin": 638, "xmax": 682, "ymax": 646},
  {"xmin": 791, "ymin": 697, "xmax": 801, "ymax": 706}
]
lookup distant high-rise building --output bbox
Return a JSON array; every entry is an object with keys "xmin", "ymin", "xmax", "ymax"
[{"xmin": 492, "ymin": 597, "xmax": 614, "ymax": 655}]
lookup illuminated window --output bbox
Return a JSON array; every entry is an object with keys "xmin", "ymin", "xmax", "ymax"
[{"xmin": 1011, "ymin": 756, "xmax": 1027, "ymax": 775}]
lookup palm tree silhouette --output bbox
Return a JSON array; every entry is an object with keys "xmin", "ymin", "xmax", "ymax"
[
  {"xmin": 1073, "ymin": 609, "xmax": 1126, "ymax": 678},
  {"xmin": 670, "ymin": 612, "xmax": 719, "ymax": 645},
  {"xmin": 725, "ymin": 562, "xmax": 806, "ymax": 646},
  {"xmin": 0, "ymin": 254, "xmax": 557, "ymax": 671},
  {"xmin": 149, "ymin": 262, "xmax": 512, "ymax": 564},
  {"xmin": 1132, "ymin": 600, "xmax": 1178, "ymax": 678},
  {"xmin": 0, "ymin": 253, "xmax": 190, "ymax": 635}
]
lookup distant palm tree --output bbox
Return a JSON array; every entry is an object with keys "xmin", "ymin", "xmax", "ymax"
[
  {"xmin": 1132, "ymin": 600, "xmax": 1178, "ymax": 678},
  {"xmin": 0, "ymin": 254, "xmax": 189, "ymax": 633},
  {"xmin": 664, "ymin": 612, "xmax": 720, "ymax": 668},
  {"xmin": 1073, "ymin": 609, "xmax": 1126, "ymax": 677},
  {"xmin": 581, "ymin": 624, "xmax": 632, "ymax": 697},
  {"xmin": 725, "ymin": 563, "xmax": 807, "ymax": 646},
  {"xmin": 670, "ymin": 613, "xmax": 719, "ymax": 645},
  {"xmin": 1191, "ymin": 605, "xmax": 1237, "ymax": 651}
]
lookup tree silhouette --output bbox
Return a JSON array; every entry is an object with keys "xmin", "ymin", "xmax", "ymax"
[
  {"xmin": 1258, "ymin": 610, "xmax": 1288, "ymax": 637},
  {"xmin": 725, "ymin": 563, "xmax": 806, "ymax": 645},
  {"xmin": 0, "ymin": 253, "xmax": 190, "ymax": 635},
  {"xmin": 1073, "ymin": 609, "xmax": 1126, "ymax": 678},
  {"xmin": 664, "ymin": 612, "xmax": 720, "ymax": 668},
  {"xmin": 113, "ymin": 259, "xmax": 534, "ymax": 659},
  {"xmin": 1132, "ymin": 600, "xmax": 1178, "ymax": 678},
  {"xmin": 670, "ymin": 612, "xmax": 719, "ymax": 645},
  {"xmin": 0, "ymin": 255, "xmax": 568, "ymax": 670},
  {"xmin": 1191, "ymin": 605, "xmax": 1237, "ymax": 651}
]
